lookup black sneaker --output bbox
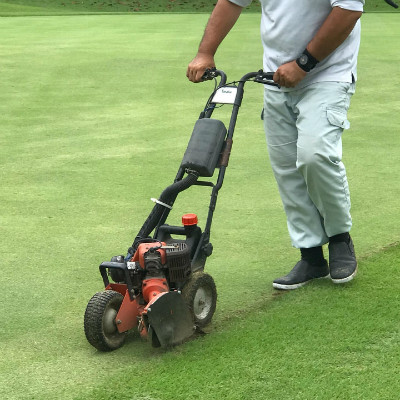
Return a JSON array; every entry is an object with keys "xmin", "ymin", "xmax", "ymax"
[
  {"xmin": 273, "ymin": 259, "xmax": 330, "ymax": 290},
  {"xmin": 329, "ymin": 237, "xmax": 357, "ymax": 284}
]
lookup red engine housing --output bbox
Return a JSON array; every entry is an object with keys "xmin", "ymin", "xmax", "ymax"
[
  {"xmin": 131, "ymin": 241, "xmax": 167, "ymax": 269},
  {"xmin": 106, "ymin": 242, "xmax": 170, "ymax": 335}
]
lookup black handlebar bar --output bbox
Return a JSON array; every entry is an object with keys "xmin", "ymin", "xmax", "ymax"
[{"xmin": 202, "ymin": 68, "xmax": 277, "ymax": 87}]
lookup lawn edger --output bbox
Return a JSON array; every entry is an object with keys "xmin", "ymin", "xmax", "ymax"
[{"xmin": 84, "ymin": 68, "xmax": 277, "ymax": 351}]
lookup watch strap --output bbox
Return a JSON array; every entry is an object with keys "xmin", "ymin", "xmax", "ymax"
[{"xmin": 296, "ymin": 48, "xmax": 320, "ymax": 73}]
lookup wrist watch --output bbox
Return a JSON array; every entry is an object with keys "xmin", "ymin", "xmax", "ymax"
[{"xmin": 296, "ymin": 49, "xmax": 319, "ymax": 73}]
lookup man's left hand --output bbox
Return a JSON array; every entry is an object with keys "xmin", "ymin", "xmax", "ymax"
[{"xmin": 273, "ymin": 61, "xmax": 307, "ymax": 88}]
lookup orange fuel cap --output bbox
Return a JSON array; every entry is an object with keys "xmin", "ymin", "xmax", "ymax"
[{"xmin": 182, "ymin": 213, "xmax": 198, "ymax": 226}]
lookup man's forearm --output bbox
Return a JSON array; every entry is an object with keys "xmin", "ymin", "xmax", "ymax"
[
  {"xmin": 197, "ymin": 0, "xmax": 243, "ymax": 56},
  {"xmin": 307, "ymin": 7, "xmax": 363, "ymax": 61},
  {"xmin": 187, "ymin": 0, "xmax": 242, "ymax": 82},
  {"xmin": 274, "ymin": 6, "xmax": 362, "ymax": 88}
]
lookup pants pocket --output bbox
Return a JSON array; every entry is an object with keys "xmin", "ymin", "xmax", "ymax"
[{"xmin": 326, "ymin": 107, "xmax": 350, "ymax": 130}]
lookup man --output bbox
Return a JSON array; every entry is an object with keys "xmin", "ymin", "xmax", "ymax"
[{"xmin": 187, "ymin": 0, "xmax": 363, "ymax": 289}]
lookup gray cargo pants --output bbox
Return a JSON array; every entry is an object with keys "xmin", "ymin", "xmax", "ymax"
[{"xmin": 263, "ymin": 82, "xmax": 355, "ymax": 248}]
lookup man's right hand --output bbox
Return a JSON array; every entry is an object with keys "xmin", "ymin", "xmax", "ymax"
[{"xmin": 186, "ymin": 53, "xmax": 215, "ymax": 83}]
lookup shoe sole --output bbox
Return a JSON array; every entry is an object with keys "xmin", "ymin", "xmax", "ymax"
[
  {"xmin": 273, "ymin": 274, "xmax": 330, "ymax": 290},
  {"xmin": 331, "ymin": 267, "xmax": 358, "ymax": 284}
]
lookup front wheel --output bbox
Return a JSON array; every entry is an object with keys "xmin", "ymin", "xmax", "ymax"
[
  {"xmin": 84, "ymin": 290, "xmax": 126, "ymax": 351},
  {"xmin": 182, "ymin": 272, "xmax": 217, "ymax": 328}
]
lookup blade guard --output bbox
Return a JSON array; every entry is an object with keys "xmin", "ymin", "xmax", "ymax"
[{"xmin": 145, "ymin": 291, "xmax": 194, "ymax": 347}]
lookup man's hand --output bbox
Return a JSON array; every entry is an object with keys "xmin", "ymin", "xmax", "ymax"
[
  {"xmin": 187, "ymin": 53, "xmax": 215, "ymax": 83},
  {"xmin": 273, "ymin": 61, "xmax": 307, "ymax": 88},
  {"xmin": 272, "ymin": 7, "xmax": 362, "ymax": 89}
]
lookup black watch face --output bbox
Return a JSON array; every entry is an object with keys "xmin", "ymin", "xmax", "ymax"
[{"xmin": 299, "ymin": 54, "xmax": 308, "ymax": 65}]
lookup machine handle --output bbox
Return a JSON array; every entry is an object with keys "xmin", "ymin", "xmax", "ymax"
[
  {"xmin": 201, "ymin": 67, "xmax": 217, "ymax": 80},
  {"xmin": 99, "ymin": 261, "xmax": 135, "ymax": 300},
  {"xmin": 202, "ymin": 68, "xmax": 277, "ymax": 87},
  {"xmin": 201, "ymin": 68, "xmax": 227, "ymax": 85},
  {"xmin": 253, "ymin": 70, "xmax": 279, "ymax": 87}
]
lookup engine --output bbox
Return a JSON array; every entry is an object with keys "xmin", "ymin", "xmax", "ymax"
[{"xmin": 110, "ymin": 241, "xmax": 192, "ymax": 291}]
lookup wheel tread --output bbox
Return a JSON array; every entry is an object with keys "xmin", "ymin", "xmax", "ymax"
[
  {"xmin": 84, "ymin": 290, "xmax": 125, "ymax": 351},
  {"xmin": 182, "ymin": 272, "xmax": 217, "ymax": 328}
]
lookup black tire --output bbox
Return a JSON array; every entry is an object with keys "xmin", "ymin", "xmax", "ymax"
[
  {"xmin": 182, "ymin": 272, "xmax": 217, "ymax": 328},
  {"xmin": 84, "ymin": 290, "xmax": 126, "ymax": 351}
]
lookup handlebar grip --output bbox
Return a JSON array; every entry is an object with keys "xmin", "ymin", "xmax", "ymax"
[
  {"xmin": 262, "ymin": 72, "xmax": 274, "ymax": 81},
  {"xmin": 201, "ymin": 68, "xmax": 217, "ymax": 81},
  {"xmin": 253, "ymin": 70, "xmax": 279, "ymax": 87},
  {"xmin": 201, "ymin": 68, "xmax": 227, "ymax": 86}
]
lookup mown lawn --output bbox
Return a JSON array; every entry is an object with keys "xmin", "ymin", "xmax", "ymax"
[
  {"xmin": 0, "ymin": 11, "xmax": 399, "ymax": 400},
  {"xmin": 0, "ymin": 0, "xmax": 398, "ymax": 15}
]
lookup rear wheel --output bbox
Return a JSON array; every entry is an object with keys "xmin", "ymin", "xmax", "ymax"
[
  {"xmin": 84, "ymin": 290, "xmax": 126, "ymax": 351},
  {"xmin": 182, "ymin": 272, "xmax": 217, "ymax": 328}
]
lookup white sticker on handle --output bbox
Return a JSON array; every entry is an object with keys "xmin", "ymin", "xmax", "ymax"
[{"xmin": 211, "ymin": 86, "xmax": 238, "ymax": 104}]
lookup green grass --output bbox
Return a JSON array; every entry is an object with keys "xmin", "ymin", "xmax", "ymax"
[
  {"xmin": 84, "ymin": 243, "xmax": 400, "ymax": 400},
  {"xmin": 0, "ymin": 0, "xmax": 398, "ymax": 15},
  {"xmin": 0, "ymin": 0, "xmax": 261, "ymax": 15},
  {"xmin": 1, "ymin": 11, "xmax": 399, "ymax": 400}
]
